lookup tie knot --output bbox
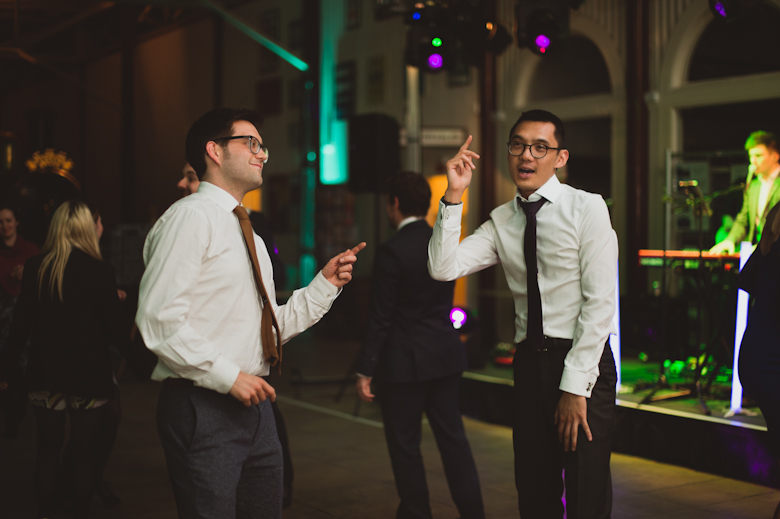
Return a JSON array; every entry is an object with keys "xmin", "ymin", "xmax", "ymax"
[
  {"xmin": 233, "ymin": 205, "xmax": 249, "ymax": 221},
  {"xmin": 520, "ymin": 198, "xmax": 546, "ymax": 216}
]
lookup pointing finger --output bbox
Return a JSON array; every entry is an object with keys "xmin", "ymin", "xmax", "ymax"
[{"xmin": 459, "ymin": 135, "xmax": 473, "ymax": 152}]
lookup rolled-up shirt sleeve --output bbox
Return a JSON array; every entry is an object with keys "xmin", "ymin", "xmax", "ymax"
[
  {"xmin": 136, "ymin": 206, "xmax": 240, "ymax": 394},
  {"xmin": 560, "ymin": 196, "xmax": 618, "ymax": 397}
]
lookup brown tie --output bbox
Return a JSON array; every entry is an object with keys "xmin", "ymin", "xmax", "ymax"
[{"xmin": 233, "ymin": 206, "xmax": 282, "ymax": 371}]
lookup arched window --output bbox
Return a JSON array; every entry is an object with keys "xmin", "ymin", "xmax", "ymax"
[
  {"xmin": 689, "ymin": 5, "xmax": 780, "ymax": 81},
  {"xmin": 528, "ymin": 36, "xmax": 611, "ymax": 102}
]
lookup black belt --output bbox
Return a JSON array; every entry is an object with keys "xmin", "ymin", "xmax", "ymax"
[
  {"xmin": 519, "ymin": 336, "xmax": 573, "ymax": 352},
  {"xmin": 163, "ymin": 378, "xmax": 195, "ymax": 388}
]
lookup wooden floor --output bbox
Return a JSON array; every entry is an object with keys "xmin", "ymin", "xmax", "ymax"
[{"xmin": 1, "ymin": 333, "xmax": 779, "ymax": 518}]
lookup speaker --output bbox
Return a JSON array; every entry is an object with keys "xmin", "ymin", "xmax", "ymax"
[{"xmin": 348, "ymin": 113, "xmax": 401, "ymax": 192}]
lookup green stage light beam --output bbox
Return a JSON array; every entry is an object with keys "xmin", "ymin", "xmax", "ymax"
[{"xmin": 199, "ymin": 0, "xmax": 309, "ymax": 72}]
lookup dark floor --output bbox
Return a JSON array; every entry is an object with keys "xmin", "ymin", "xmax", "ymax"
[{"xmin": 2, "ymin": 332, "xmax": 779, "ymax": 518}]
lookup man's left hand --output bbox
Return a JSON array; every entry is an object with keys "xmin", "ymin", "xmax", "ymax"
[
  {"xmin": 555, "ymin": 391, "xmax": 592, "ymax": 452},
  {"xmin": 322, "ymin": 242, "xmax": 367, "ymax": 287}
]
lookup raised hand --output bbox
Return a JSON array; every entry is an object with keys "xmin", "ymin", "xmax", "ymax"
[
  {"xmin": 322, "ymin": 242, "xmax": 367, "ymax": 288},
  {"xmin": 444, "ymin": 135, "xmax": 480, "ymax": 204}
]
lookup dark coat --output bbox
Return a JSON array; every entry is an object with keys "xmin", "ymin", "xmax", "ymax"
[
  {"xmin": 356, "ymin": 220, "xmax": 466, "ymax": 383},
  {"xmin": 0, "ymin": 248, "xmax": 151, "ymax": 397}
]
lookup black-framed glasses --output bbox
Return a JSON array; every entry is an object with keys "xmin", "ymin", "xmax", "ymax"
[
  {"xmin": 507, "ymin": 141, "xmax": 564, "ymax": 159},
  {"xmin": 213, "ymin": 135, "xmax": 269, "ymax": 163}
]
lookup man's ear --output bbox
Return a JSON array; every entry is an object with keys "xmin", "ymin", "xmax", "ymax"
[
  {"xmin": 555, "ymin": 149, "xmax": 570, "ymax": 169},
  {"xmin": 205, "ymin": 141, "xmax": 222, "ymax": 167}
]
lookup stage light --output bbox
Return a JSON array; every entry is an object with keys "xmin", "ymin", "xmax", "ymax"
[
  {"xmin": 708, "ymin": 0, "xmax": 761, "ymax": 21},
  {"xmin": 428, "ymin": 53, "xmax": 444, "ymax": 70},
  {"xmin": 515, "ymin": 0, "xmax": 583, "ymax": 56},
  {"xmin": 431, "ymin": 37, "xmax": 442, "ymax": 47},
  {"xmin": 412, "ymin": 12, "xmax": 421, "ymax": 20},
  {"xmin": 450, "ymin": 307, "xmax": 467, "ymax": 330},
  {"xmin": 535, "ymin": 34, "xmax": 550, "ymax": 53}
]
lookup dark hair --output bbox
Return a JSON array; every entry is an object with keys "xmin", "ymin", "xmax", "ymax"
[
  {"xmin": 0, "ymin": 200, "xmax": 18, "ymax": 220},
  {"xmin": 185, "ymin": 108, "xmax": 264, "ymax": 179},
  {"xmin": 386, "ymin": 171, "xmax": 431, "ymax": 218},
  {"xmin": 508, "ymin": 109, "xmax": 566, "ymax": 149},
  {"xmin": 745, "ymin": 131, "xmax": 778, "ymax": 154}
]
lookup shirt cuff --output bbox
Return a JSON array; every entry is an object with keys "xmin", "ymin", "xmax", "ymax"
[
  {"xmin": 311, "ymin": 270, "xmax": 341, "ymax": 298},
  {"xmin": 559, "ymin": 367, "xmax": 598, "ymax": 398},
  {"xmin": 440, "ymin": 197, "xmax": 463, "ymax": 206},
  {"xmin": 438, "ymin": 200, "xmax": 464, "ymax": 229},
  {"xmin": 200, "ymin": 356, "xmax": 242, "ymax": 395}
]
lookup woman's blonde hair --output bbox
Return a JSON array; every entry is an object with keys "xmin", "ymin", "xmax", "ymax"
[{"xmin": 38, "ymin": 200, "xmax": 102, "ymax": 301}]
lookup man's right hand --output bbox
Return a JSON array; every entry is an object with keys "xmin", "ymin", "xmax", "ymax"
[
  {"xmin": 709, "ymin": 239, "xmax": 736, "ymax": 255},
  {"xmin": 443, "ymin": 135, "xmax": 480, "ymax": 204},
  {"xmin": 229, "ymin": 371, "xmax": 276, "ymax": 406},
  {"xmin": 355, "ymin": 375, "xmax": 374, "ymax": 402}
]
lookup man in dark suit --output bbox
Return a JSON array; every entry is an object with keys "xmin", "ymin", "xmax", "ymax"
[
  {"xmin": 355, "ymin": 172, "xmax": 485, "ymax": 519},
  {"xmin": 711, "ymin": 131, "xmax": 780, "ymax": 253}
]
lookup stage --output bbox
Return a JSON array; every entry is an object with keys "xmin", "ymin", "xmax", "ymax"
[{"xmin": 458, "ymin": 356, "xmax": 779, "ymax": 489}]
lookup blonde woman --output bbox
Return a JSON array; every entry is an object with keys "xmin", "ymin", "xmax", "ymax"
[{"xmin": 0, "ymin": 200, "xmax": 145, "ymax": 519}]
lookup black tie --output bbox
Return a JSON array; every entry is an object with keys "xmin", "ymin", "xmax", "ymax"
[{"xmin": 521, "ymin": 199, "xmax": 546, "ymax": 348}]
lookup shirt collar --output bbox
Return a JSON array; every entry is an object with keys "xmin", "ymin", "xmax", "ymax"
[
  {"xmin": 198, "ymin": 182, "xmax": 240, "ymax": 213},
  {"xmin": 397, "ymin": 216, "xmax": 424, "ymax": 231},
  {"xmin": 514, "ymin": 174, "xmax": 562, "ymax": 211}
]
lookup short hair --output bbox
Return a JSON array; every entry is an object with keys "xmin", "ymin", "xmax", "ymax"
[
  {"xmin": 0, "ymin": 201, "xmax": 18, "ymax": 219},
  {"xmin": 386, "ymin": 171, "xmax": 431, "ymax": 218},
  {"xmin": 745, "ymin": 131, "xmax": 778, "ymax": 154},
  {"xmin": 508, "ymin": 109, "xmax": 566, "ymax": 149},
  {"xmin": 185, "ymin": 108, "xmax": 264, "ymax": 179}
]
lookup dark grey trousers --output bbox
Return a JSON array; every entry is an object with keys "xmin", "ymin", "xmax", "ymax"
[{"xmin": 157, "ymin": 384, "xmax": 283, "ymax": 519}]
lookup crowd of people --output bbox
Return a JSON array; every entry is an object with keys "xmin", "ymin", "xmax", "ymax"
[{"xmin": 0, "ymin": 107, "xmax": 777, "ymax": 519}]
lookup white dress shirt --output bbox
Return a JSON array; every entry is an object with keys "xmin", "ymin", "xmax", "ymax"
[
  {"xmin": 136, "ymin": 182, "xmax": 340, "ymax": 394},
  {"xmin": 428, "ymin": 175, "xmax": 618, "ymax": 397}
]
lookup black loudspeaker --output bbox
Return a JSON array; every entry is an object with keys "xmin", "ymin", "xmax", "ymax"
[{"xmin": 348, "ymin": 113, "xmax": 401, "ymax": 192}]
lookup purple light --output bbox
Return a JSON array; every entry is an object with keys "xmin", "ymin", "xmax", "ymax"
[
  {"xmin": 535, "ymin": 34, "xmax": 550, "ymax": 49},
  {"xmin": 427, "ymin": 53, "xmax": 443, "ymax": 69},
  {"xmin": 714, "ymin": 1, "xmax": 727, "ymax": 17},
  {"xmin": 450, "ymin": 307, "xmax": 467, "ymax": 329}
]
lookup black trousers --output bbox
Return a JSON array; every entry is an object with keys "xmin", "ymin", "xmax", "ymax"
[
  {"xmin": 378, "ymin": 373, "xmax": 485, "ymax": 519},
  {"xmin": 157, "ymin": 383, "xmax": 283, "ymax": 519},
  {"xmin": 33, "ymin": 404, "xmax": 103, "ymax": 519},
  {"xmin": 512, "ymin": 339, "xmax": 616, "ymax": 519}
]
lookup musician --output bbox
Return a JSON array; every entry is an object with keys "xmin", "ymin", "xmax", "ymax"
[{"xmin": 710, "ymin": 131, "xmax": 780, "ymax": 254}]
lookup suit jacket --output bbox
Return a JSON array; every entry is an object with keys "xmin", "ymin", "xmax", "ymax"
[
  {"xmin": 356, "ymin": 219, "xmax": 466, "ymax": 383},
  {"xmin": 0, "ymin": 248, "xmax": 152, "ymax": 397},
  {"xmin": 727, "ymin": 176, "xmax": 780, "ymax": 244}
]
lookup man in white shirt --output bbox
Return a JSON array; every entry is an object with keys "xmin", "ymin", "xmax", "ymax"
[
  {"xmin": 428, "ymin": 110, "xmax": 618, "ymax": 518},
  {"xmin": 710, "ymin": 131, "xmax": 780, "ymax": 254},
  {"xmin": 136, "ymin": 108, "xmax": 365, "ymax": 519}
]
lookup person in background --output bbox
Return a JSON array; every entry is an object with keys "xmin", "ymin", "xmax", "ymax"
[
  {"xmin": 0, "ymin": 200, "xmax": 149, "ymax": 519},
  {"xmin": 177, "ymin": 162, "xmax": 200, "ymax": 196},
  {"xmin": 737, "ymin": 201, "xmax": 780, "ymax": 519},
  {"xmin": 711, "ymin": 131, "xmax": 780, "ymax": 253},
  {"xmin": 356, "ymin": 171, "xmax": 485, "ymax": 519},
  {"xmin": 0, "ymin": 202, "xmax": 40, "ymax": 439}
]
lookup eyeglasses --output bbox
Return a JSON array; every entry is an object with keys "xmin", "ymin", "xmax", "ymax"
[
  {"xmin": 507, "ymin": 141, "xmax": 564, "ymax": 159},
  {"xmin": 213, "ymin": 135, "xmax": 269, "ymax": 163}
]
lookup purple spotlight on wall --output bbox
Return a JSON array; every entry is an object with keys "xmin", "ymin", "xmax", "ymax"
[
  {"xmin": 535, "ymin": 34, "xmax": 550, "ymax": 50},
  {"xmin": 450, "ymin": 308, "xmax": 467, "ymax": 330},
  {"xmin": 714, "ymin": 1, "xmax": 727, "ymax": 17},
  {"xmin": 427, "ymin": 53, "xmax": 443, "ymax": 69}
]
